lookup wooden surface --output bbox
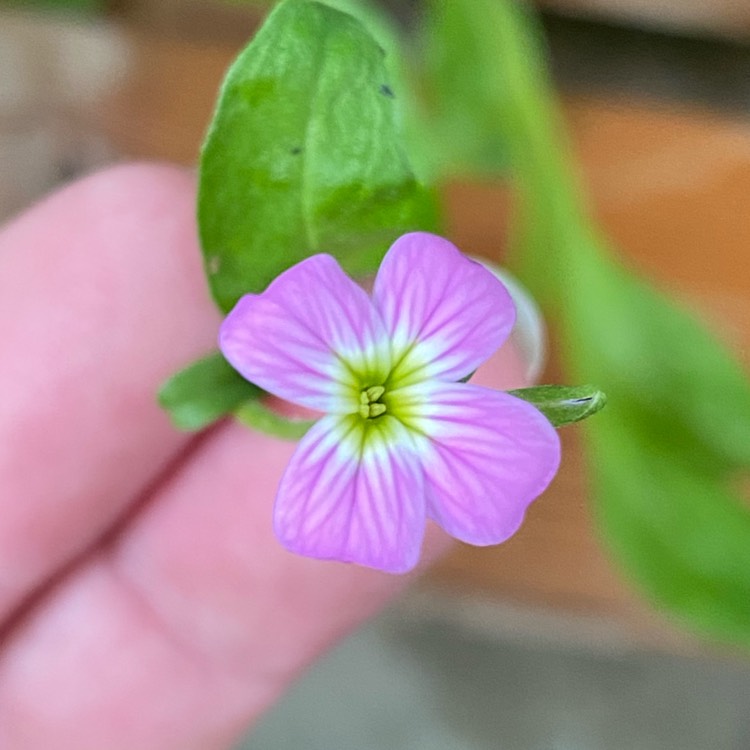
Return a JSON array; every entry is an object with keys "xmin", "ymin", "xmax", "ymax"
[
  {"xmin": 110, "ymin": 0, "xmax": 263, "ymax": 44},
  {"xmin": 540, "ymin": 0, "xmax": 750, "ymax": 37},
  {"xmin": 112, "ymin": 0, "xmax": 750, "ymax": 40},
  {"xmin": 21, "ymin": 25, "xmax": 750, "ymax": 636}
]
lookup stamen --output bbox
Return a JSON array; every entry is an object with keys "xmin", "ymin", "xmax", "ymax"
[
  {"xmin": 358, "ymin": 384, "xmax": 387, "ymax": 420},
  {"xmin": 365, "ymin": 385, "xmax": 385, "ymax": 402}
]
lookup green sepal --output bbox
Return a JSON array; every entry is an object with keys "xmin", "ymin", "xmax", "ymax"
[
  {"xmin": 158, "ymin": 352, "xmax": 261, "ymax": 431},
  {"xmin": 509, "ymin": 384, "xmax": 607, "ymax": 428}
]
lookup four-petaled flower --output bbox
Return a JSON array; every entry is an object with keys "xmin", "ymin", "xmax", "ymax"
[{"xmin": 219, "ymin": 232, "xmax": 560, "ymax": 573}]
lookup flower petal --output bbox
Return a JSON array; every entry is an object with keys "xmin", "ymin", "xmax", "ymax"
[
  {"xmin": 373, "ymin": 233, "xmax": 515, "ymax": 385},
  {"xmin": 219, "ymin": 254, "xmax": 387, "ymax": 412},
  {"xmin": 394, "ymin": 382, "xmax": 560, "ymax": 545},
  {"xmin": 274, "ymin": 414, "xmax": 426, "ymax": 573}
]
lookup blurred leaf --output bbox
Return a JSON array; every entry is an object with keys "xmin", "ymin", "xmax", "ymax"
[
  {"xmin": 198, "ymin": 0, "xmax": 437, "ymax": 313},
  {"xmin": 567, "ymin": 241, "xmax": 750, "ymax": 472},
  {"xmin": 592, "ymin": 400, "xmax": 750, "ymax": 646},
  {"xmin": 510, "ymin": 384, "xmax": 607, "ymax": 428},
  {"xmin": 159, "ymin": 352, "xmax": 261, "ymax": 431},
  {"xmin": 428, "ymin": 0, "xmax": 750, "ymax": 646},
  {"xmin": 420, "ymin": 1, "xmax": 513, "ymax": 177}
]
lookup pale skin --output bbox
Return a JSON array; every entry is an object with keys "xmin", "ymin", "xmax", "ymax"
[{"xmin": 0, "ymin": 164, "xmax": 531, "ymax": 749}]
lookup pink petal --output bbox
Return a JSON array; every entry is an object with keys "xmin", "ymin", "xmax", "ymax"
[
  {"xmin": 274, "ymin": 414, "xmax": 426, "ymax": 573},
  {"xmin": 219, "ymin": 255, "xmax": 387, "ymax": 412},
  {"xmin": 395, "ymin": 382, "xmax": 560, "ymax": 545},
  {"xmin": 373, "ymin": 233, "xmax": 515, "ymax": 385}
]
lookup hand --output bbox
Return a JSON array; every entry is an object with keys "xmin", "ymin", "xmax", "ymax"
[{"xmin": 0, "ymin": 165, "xmax": 530, "ymax": 749}]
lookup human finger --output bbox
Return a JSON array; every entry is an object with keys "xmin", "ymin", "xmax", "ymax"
[
  {"xmin": 0, "ymin": 164, "xmax": 218, "ymax": 620},
  {"xmin": 0, "ymin": 342, "xmax": 529, "ymax": 749}
]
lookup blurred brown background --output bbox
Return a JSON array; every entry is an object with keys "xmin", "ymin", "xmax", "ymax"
[
  {"xmin": 546, "ymin": 0, "xmax": 750, "ymax": 36},
  {"xmin": 111, "ymin": 0, "xmax": 750, "ymax": 39},
  {"xmin": 2, "ymin": 0, "xmax": 750, "ymax": 653}
]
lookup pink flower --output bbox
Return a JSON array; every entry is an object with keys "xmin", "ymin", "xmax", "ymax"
[{"xmin": 219, "ymin": 232, "xmax": 560, "ymax": 573}]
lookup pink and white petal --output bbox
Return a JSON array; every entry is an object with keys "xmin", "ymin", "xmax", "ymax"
[
  {"xmin": 219, "ymin": 254, "xmax": 388, "ymax": 412},
  {"xmin": 395, "ymin": 382, "xmax": 560, "ymax": 545},
  {"xmin": 274, "ymin": 414, "xmax": 426, "ymax": 574},
  {"xmin": 373, "ymin": 233, "xmax": 515, "ymax": 385}
]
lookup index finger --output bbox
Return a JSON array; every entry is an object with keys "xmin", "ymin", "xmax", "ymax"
[{"xmin": 0, "ymin": 164, "xmax": 218, "ymax": 621}]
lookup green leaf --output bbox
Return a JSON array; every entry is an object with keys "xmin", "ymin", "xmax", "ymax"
[
  {"xmin": 313, "ymin": 0, "xmax": 401, "ymax": 63},
  {"xmin": 230, "ymin": 0, "xmax": 406, "ymax": 84},
  {"xmin": 198, "ymin": 0, "xmax": 437, "ymax": 313},
  {"xmin": 158, "ymin": 352, "xmax": 261, "ymax": 431},
  {"xmin": 428, "ymin": 0, "xmax": 750, "ymax": 647},
  {"xmin": 315, "ymin": 0, "xmax": 434, "ymax": 180},
  {"xmin": 509, "ymin": 384, "xmax": 607, "ymax": 428}
]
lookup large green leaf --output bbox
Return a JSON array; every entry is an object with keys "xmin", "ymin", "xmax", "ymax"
[
  {"xmin": 315, "ymin": 0, "xmax": 432, "ymax": 176},
  {"xmin": 234, "ymin": 0, "xmax": 437, "ymax": 180},
  {"xmin": 425, "ymin": 0, "xmax": 750, "ymax": 646},
  {"xmin": 199, "ymin": 0, "xmax": 436, "ymax": 313},
  {"xmin": 229, "ymin": 0, "xmax": 407, "ymax": 88}
]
